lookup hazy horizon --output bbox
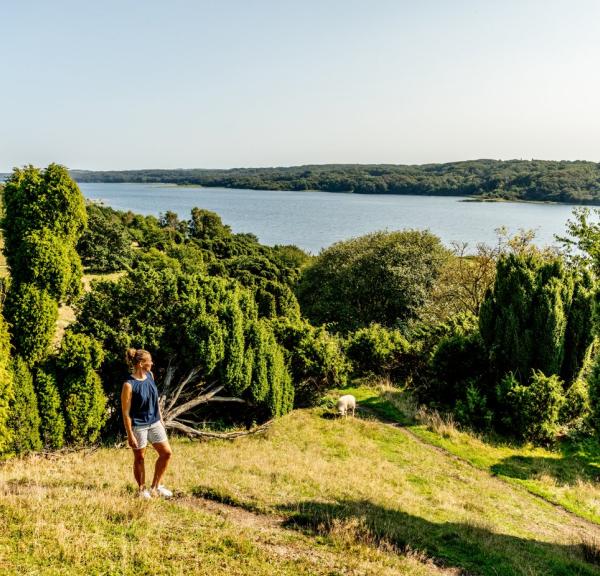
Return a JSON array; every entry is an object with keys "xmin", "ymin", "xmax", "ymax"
[{"xmin": 2, "ymin": 0, "xmax": 600, "ymax": 172}]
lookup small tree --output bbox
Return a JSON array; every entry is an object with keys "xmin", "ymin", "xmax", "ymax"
[
  {"xmin": 4, "ymin": 284, "xmax": 58, "ymax": 367},
  {"xmin": 8, "ymin": 357, "xmax": 42, "ymax": 454},
  {"xmin": 0, "ymin": 310, "xmax": 14, "ymax": 455},
  {"xmin": 57, "ymin": 333, "xmax": 107, "ymax": 445},
  {"xmin": 297, "ymin": 230, "xmax": 450, "ymax": 332},
  {"xmin": 497, "ymin": 370, "xmax": 565, "ymax": 443},
  {"xmin": 35, "ymin": 367, "xmax": 65, "ymax": 449},
  {"xmin": 346, "ymin": 324, "xmax": 411, "ymax": 379},
  {"xmin": 479, "ymin": 252, "xmax": 594, "ymax": 386}
]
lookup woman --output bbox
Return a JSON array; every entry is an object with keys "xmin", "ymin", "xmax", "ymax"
[{"xmin": 121, "ymin": 348, "xmax": 173, "ymax": 499}]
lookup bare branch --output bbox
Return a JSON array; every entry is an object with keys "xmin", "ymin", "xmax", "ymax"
[
  {"xmin": 165, "ymin": 366, "xmax": 202, "ymax": 414},
  {"xmin": 165, "ymin": 419, "xmax": 273, "ymax": 440},
  {"xmin": 165, "ymin": 385, "xmax": 225, "ymax": 421}
]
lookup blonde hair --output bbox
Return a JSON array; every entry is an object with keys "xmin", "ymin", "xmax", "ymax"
[{"xmin": 125, "ymin": 348, "xmax": 151, "ymax": 369}]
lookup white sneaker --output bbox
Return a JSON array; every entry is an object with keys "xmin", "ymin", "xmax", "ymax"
[
  {"xmin": 139, "ymin": 488, "xmax": 152, "ymax": 500},
  {"xmin": 155, "ymin": 484, "xmax": 173, "ymax": 498}
]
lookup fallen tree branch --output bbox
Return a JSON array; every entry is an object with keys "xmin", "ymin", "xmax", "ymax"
[{"xmin": 165, "ymin": 419, "xmax": 273, "ymax": 440}]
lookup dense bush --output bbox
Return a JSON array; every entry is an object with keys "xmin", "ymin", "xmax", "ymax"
[
  {"xmin": 5, "ymin": 284, "xmax": 58, "ymax": 366},
  {"xmin": 272, "ymin": 318, "xmax": 349, "ymax": 406},
  {"xmin": 496, "ymin": 371, "xmax": 565, "ymax": 443},
  {"xmin": 8, "ymin": 357, "xmax": 42, "ymax": 454},
  {"xmin": 429, "ymin": 331, "xmax": 488, "ymax": 407},
  {"xmin": 0, "ymin": 311, "xmax": 13, "ymax": 455},
  {"xmin": 345, "ymin": 324, "xmax": 411, "ymax": 378},
  {"xmin": 34, "ymin": 367, "xmax": 65, "ymax": 449},
  {"xmin": 479, "ymin": 253, "xmax": 595, "ymax": 386},
  {"xmin": 77, "ymin": 203, "xmax": 134, "ymax": 272},
  {"xmin": 57, "ymin": 333, "xmax": 107, "ymax": 445},
  {"xmin": 2, "ymin": 164, "xmax": 87, "ymax": 367},
  {"xmin": 72, "ymin": 263, "xmax": 296, "ymax": 423},
  {"xmin": 297, "ymin": 230, "xmax": 450, "ymax": 333}
]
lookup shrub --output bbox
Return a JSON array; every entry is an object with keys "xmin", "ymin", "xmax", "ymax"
[
  {"xmin": 57, "ymin": 333, "xmax": 107, "ymax": 445},
  {"xmin": 5, "ymin": 284, "xmax": 58, "ymax": 366},
  {"xmin": 560, "ymin": 378, "xmax": 590, "ymax": 425},
  {"xmin": 479, "ymin": 253, "xmax": 594, "ymax": 386},
  {"xmin": 8, "ymin": 357, "xmax": 42, "ymax": 454},
  {"xmin": 0, "ymin": 310, "xmax": 13, "ymax": 455},
  {"xmin": 346, "ymin": 324, "xmax": 410, "ymax": 378},
  {"xmin": 272, "ymin": 318, "xmax": 350, "ymax": 406},
  {"xmin": 34, "ymin": 367, "xmax": 65, "ymax": 449},
  {"xmin": 497, "ymin": 370, "xmax": 565, "ymax": 443},
  {"xmin": 454, "ymin": 382, "xmax": 493, "ymax": 431},
  {"xmin": 428, "ymin": 331, "xmax": 488, "ymax": 407},
  {"xmin": 297, "ymin": 230, "xmax": 450, "ymax": 332}
]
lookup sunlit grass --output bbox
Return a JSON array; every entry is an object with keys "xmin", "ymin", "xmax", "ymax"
[
  {"xmin": 2, "ymin": 395, "xmax": 600, "ymax": 574},
  {"xmin": 377, "ymin": 384, "xmax": 600, "ymax": 526}
]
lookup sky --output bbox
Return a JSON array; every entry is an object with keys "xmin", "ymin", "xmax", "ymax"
[{"xmin": 1, "ymin": 0, "xmax": 600, "ymax": 171}]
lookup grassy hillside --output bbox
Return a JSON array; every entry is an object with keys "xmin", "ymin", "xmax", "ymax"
[{"xmin": 2, "ymin": 387, "xmax": 600, "ymax": 575}]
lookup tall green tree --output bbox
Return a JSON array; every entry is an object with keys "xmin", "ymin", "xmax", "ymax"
[
  {"xmin": 2, "ymin": 164, "xmax": 87, "ymax": 365},
  {"xmin": 297, "ymin": 230, "xmax": 450, "ymax": 333},
  {"xmin": 0, "ymin": 310, "xmax": 14, "ymax": 455},
  {"xmin": 479, "ymin": 253, "xmax": 594, "ymax": 385},
  {"xmin": 8, "ymin": 357, "xmax": 42, "ymax": 454}
]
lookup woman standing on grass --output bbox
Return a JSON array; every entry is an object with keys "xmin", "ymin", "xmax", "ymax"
[{"xmin": 121, "ymin": 348, "xmax": 173, "ymax": 499}]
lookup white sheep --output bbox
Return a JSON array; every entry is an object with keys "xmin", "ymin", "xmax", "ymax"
[{"xmin": 337, "ymin": 394, "xmax": 356, "ymax": 418}]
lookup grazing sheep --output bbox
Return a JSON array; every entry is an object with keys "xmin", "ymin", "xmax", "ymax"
[{"xmin": 337, "ymin": 394, "xmax": 356, "ymax": 418}]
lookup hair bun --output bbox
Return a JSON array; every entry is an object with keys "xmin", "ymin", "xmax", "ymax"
[{"xmin": 126, "ymin": 348, "xmax": 137, "ymax": 363}]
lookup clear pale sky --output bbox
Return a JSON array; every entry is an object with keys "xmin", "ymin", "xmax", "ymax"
[{"xmin": 1, "ymin": 0, "xmax": 599, "ymax": 171}]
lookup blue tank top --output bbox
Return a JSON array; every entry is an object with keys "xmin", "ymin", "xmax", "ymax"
[{"xmin": 128, "ymin": 372, "xmax": 160, "ymax": 427}]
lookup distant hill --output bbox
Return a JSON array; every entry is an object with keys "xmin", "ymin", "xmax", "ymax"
[{"xmin": 71, "ymin": 159, "xmax": 600, "ymax": 204}]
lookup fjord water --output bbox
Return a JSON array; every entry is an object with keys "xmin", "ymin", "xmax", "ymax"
[{"xmin": 80, "ymin": 182, "xmax": 576, "ymax": 254}]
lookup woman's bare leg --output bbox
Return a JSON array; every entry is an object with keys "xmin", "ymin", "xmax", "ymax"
[
  {"xmin": 133, "ymin": 448, "xmax": 146, "ymax": 488},
  {"xmin": 150, "ymin": 441, "xmax": 173, "ymax": 489}
]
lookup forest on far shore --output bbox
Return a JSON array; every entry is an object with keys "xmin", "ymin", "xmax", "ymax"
[{"xmin": 71, "ymin": 159, "xmax": 600, "ymax": 204}]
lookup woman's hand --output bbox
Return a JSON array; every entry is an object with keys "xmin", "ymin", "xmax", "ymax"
[{"xmin": 128, "ymin": 434, "xmax": 139, "ymax": 450}]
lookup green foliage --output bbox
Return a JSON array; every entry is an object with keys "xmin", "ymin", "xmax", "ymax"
[
  {"xmin": 346, "ymin": 324, "xmax": 410, "ymax": 378},
  {"xmin": 73, "ymin": 263, "xmax": 295, "ymax": 422},
  {"xmin": 479, "ymin": 253, "xmax": 594, "ymax": 386},
  {"xmin": 497, "ymin": 371, "xmax": 565, "ymax": 443},
  {"xmin": 298, "ymin": 230, "xmax": 450, "ymax": 333},
  {"xmin": 587, "ymin": 357, "xmax": 600, "ymax": 434},
  {"xmin": 0, "ymin": 310, "xmax": 13, "ymax": 455},
  {"xmin": 429, "ymin": 330, "xmax": 488, "ymax": 407},
  {"xmin": 5, "ymin": 284, "xmax": 58, "ymax": 366},
  {"xmin": 3, "ymin": 164, "xmax": 87, "ymax": 260},
  {"xmin": 8, "ymin": 357, "xmax": 42, "ymax": 454},
  {"xmin": 560, "ymin": 378, "xmax": 590, "ymax": 425},
  {"xmin": 57, "ymin": 333, "xmax": 107, "ymax": 445},
  {"xmin": 2, "ymin": 164, "xmax": 87, "ymax": 369},
  {"xmin": 17, "ymin": 229, "xmax": 82, "ymax": 300},
  {"xmin": 34, "ymin": 367, "xmax": 65, "ymax": 449},
  {"xmin": 454, "ymin": 382, "xmax": 493, "ymax": 431},
  {"xmin": 189, "ymin": 207, "xmax": 231, "ymax": 240},
  {"xmin": 77, "ymin": 203, "xmax": 134, "ymax": 272},
  {"xmin": 272, "ymin": 318, "xmax": 350, "ymax": 406}
]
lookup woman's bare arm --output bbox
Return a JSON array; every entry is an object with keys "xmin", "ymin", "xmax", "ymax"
[{"xmin": 121, "ymin": 382, "xmax": 138, "ymax": 449}]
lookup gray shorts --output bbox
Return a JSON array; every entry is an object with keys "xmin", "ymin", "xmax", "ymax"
[{"xmin": 132, "ymin": 421, "xmax": 168, "ymax": 449}]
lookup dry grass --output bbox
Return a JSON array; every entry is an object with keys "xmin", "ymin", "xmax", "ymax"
[{"xmin": 2, "ymin": 395, "xmax": 600, "ymax": 573}]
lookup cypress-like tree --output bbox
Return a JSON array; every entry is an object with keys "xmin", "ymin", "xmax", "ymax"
[
  {"xmin": 8, "ymin": 357, "xmax": 42, "ymax": 454},
  {"xmin": 2, "ymin": 165, "xmax": 89, "ymax": 450},
  {"xmin": 2, "ymin": 164, "xmax": 87, "ymax": 365},
  {"xmin": 34, "ymin": 367, "xmax": 65, "ymax": 449},
  {"xmin": 57, "ymin": 333, "xmax": 107, "ymax": 445},
  {"xmin": 0, "ymin": 310, "xmax": 14, "ymax": 455},
  {"xmin": 479, "ymin": 253, "xmax": 594, "ymax": 385}
]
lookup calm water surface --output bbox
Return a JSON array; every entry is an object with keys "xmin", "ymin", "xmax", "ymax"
[{"xmin": 80, "ymin": 182, "xmax": 576, "ymax": 254}]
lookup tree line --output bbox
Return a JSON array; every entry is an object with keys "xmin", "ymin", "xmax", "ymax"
[{"xmin": 72, "ymin": 159, "xmax": 600, "ymax": 204}]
